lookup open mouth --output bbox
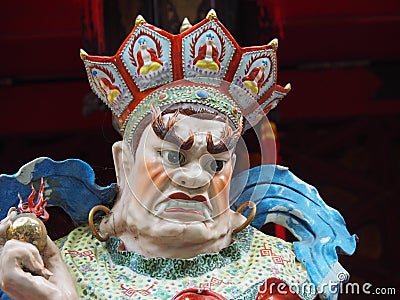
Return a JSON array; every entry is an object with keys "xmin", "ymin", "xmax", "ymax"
[{"xmin": 155, "ymin": 192, "xmax": 213, "ymax": 222}]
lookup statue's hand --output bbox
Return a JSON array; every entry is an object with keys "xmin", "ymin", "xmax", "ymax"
[{"xmin": 0, "ymin": 230, "xmax": 78, "ymax": 300}]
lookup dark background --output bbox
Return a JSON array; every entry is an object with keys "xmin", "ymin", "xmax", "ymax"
[{"xmin": 1, "ymin": 0, "xmax": 399, "ymax": 298}]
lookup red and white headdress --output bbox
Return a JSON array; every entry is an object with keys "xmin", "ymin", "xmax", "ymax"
[{"xmin": 80, "ymin": 9, "xmax": 290, "ymax": 142}]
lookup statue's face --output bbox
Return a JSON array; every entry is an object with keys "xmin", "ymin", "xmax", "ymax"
[
  {"xmin": 260, "ymin": 63, "xmax": 267, "ymax": 72},
  {"xmin": 120, "ymin": 113, "xmax": 237, "ymax": 242},
  {"xmin": 139, "ymin": 41, "xmax": 147, "ymax": 49}
]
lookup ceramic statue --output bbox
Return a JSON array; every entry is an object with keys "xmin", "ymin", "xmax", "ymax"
[{"xmin": 0, "ymin": 10, "xmax": 357, "ymax": 300}]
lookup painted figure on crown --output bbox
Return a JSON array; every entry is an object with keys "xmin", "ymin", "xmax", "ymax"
[
  {"xmin": 0, "ymin": 9, "xmax": 356, "ymax": 300},
  {"xmin": 92, "ymin": 70, "xmax": 122, "ymax": 104},
  {"xmin": 193, "ymin": 32, "xmax": 221, "ymax": 71},
  {"xmin": 242, "ymin": 60, "xmax": 269, "ymax": 95},
  {"xmin": 136, "ymin": 37, "xmax": 163, "ymax": 75}
]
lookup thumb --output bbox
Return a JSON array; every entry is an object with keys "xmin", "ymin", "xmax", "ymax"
[{"xmin": 0, "ymin": 209, "xmax": 17, "ymax": 236}]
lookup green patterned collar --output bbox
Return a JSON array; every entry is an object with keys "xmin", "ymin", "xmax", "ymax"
[{"xmin": 107, "ymin": 226, "xmax": 254, "ymax": 280}]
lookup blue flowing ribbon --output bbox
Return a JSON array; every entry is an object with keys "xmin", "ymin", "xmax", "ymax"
[
  {"xmin": 0, "ymin": 157, "xmax": 117, "ymax": 225},
  {"xmin": 230, "ymin": 164, "xmax": 357, "ymax": 299}
]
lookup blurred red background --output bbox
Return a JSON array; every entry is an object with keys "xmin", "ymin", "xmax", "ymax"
[{"xmin": 0, "ymin": 1, "xmax": 399, "ymax": 298}]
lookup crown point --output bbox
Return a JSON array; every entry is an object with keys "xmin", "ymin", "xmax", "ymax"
[
  {"xmin": 285, "ymin": 83, "xmax": 292, "ymax": 91},
  {"xmin": 80, "ymin": 49, "xmax": 88, "ymax": 61},
  {"xmin": 135, "ymin": 15, "xmax": 146, "ymax": 27},
  {"xmin": 180, "ymin": 17, "xmax": 192, "ymax": 33},
  {"xmin": 206, "ymin": 9, "xmax": 218, "ymax": 20},
  {"xmin": 268, "ymin": 38, "xmax": 279, "ymax": 51}
]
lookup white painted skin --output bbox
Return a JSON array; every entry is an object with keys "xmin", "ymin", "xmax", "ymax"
[
  {"xmin": 0, "ymin": 113, "xmax": 246, "ymax": 298},
  {"xmin": 100, "ymin": 113, "xmax": 245, "ymax": 258},
  {"xmin": 0, "ymin": 209, "xmax": 79, "ymax": 300}
]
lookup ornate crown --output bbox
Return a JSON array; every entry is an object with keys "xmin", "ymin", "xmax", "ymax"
[{"xmin": 80, "ymin": 9, "xmax": 290, "ymax": 142}]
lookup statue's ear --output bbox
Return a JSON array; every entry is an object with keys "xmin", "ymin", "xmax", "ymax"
[{"xmin": 112, "ymin": 140, "xmax": 134, "ymax": 190}]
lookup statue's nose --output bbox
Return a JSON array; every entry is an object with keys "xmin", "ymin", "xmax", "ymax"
[{"xmin": 171, "ymin": 162, "xmax": 212, "ymax": 189}]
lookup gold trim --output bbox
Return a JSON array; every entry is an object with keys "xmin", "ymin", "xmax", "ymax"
[
  {"xmin": 268, "ymin": 38, "xmax": 279, "ymax": 51},
  {"xmin": 88, "ymin": 205, "xmax": 111, "ymax": 242},
  {"xmin": 79, "ymin": 49, "xmax": 88, "ymax": 61},
  {"xmin": 233, "ymin": 201, "xmax": 256, "ymax": 234},
  {"xmin": 206, "ymin": 9, "xmax": 217, "ymax": 20},
  {"xmin": 135, "ymin": 15, "xmax": 146, "ymax": 27},
  {"xmin": 180, "ymin": 17, "xmax": 192, "ymax": 33}
]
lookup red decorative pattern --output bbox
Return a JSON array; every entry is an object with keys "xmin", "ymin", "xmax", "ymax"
[
  {"xmin": 244, "ymin": 53, "xmax": 265, "ymax": 75},
  {"xmin": 189, "ymin": 27, "xmax": 208, "ymax": 59},
  {"xmin": 128, "ymin": 42, "xmax": 137, "ymax": 67},
  {"xmin": 213, "ymin": 28, "xmax": 226, "ymax": 62},
  {"xmin": 260, "ymin": 243, "xmax": 291, "ymax": 265},
  {"xmin": 120, "ymin": 283, "xmax": 155, "ymax": 297},
  {"xmin": 65, "ymin": 249, "xmax": 94, "ymax": 261},
  {"xmin": 198, "ymin": 277, "xmax": 235, "ymax": 290},
  {"xmin": 94, "ymin": 65, "xmax": 116, "ymax": 83}
]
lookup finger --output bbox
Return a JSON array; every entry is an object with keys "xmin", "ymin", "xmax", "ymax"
[
  {"xmin": 0, "ymin": 219, "xmax": 11, "ymax": 236},
  {"xmin": 21, "ymin": 244, "xmax": 44, "ymax": 270},
  {"xmin": 1, "ymin": 267, "xmax": 63, "ymax": 300},
  {"xmin": 21, "ymin": 243, "xmax": 53, "ymax": 278},
  {"xmin": 7, "ymin": 207, "xmax": 17, "ymax": 218},
  {"xmin": 0, "ymin": 240, "xmax": 60, "ymax": 300},
  {"xmin": 0, "ymin": 209, "xmax": 17, "ymax": 235},
  {"xmin": 2, "ymin": 240, "xmax": 47, "ymax": 276}
]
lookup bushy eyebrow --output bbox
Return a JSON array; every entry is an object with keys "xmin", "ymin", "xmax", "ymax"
[
  {"xmin": 151, "ymin": 103, "xmax": 242, "ymax": 153},
  {"xmin": 206, "ymin": 117, "xmax": 242, "ymax": 154},
  {"xmin": 151, "ymin": 105, "xmax": 194, "ymax": 150}
]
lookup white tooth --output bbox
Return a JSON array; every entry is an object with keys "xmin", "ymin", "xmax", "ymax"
[
  {"xmin": 192, "ymin": 201, "xmax": 201, "ymax": 210},
  {"xmin": 203, "ymin": 209, "xmax": 214, "ymax": 222},
  {"xmin": 155, "ymin": 202, "xmax": 168, "ymax": 216}
]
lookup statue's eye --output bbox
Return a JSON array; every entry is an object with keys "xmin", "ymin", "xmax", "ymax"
[
  {"xmin": 205, "ymin": 159, "xmax": 224, "ymax": 173},
  {"xmin": 160, "ymin": 150, "xmax": 185, "ymax": 166}
]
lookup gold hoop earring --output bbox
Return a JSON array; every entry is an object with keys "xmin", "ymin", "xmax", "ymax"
[
  {"xmin": 88, "ymin": 205, "xmax": 111, "ymax": 242},
  {"xmin": 233, "ymin": 201, "xmax": 256, "ymax": 234}
]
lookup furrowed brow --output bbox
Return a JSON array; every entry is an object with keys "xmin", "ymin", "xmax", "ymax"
[
  {"xmin": 206, "ymin": 117, "xmax": 242, "ymax": 154},
  {"xmin": 151, "ymin": 106, "xmax": 194, "ymax": 150}
]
